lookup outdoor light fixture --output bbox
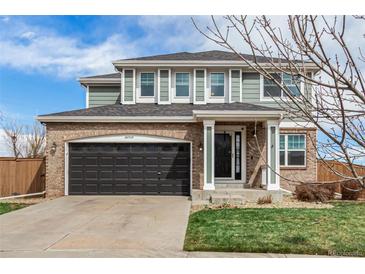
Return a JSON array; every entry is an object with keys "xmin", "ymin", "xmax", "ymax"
[{"xmin": 50, "ymin": 142, "xmax": 57, "ymax": 154}]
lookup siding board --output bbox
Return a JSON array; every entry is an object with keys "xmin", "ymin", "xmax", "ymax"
[
  {"xmin": 159, "ymin": 70, "xmax": 169, "ymax": 102},
  {"xmin": 124, "ymin": 70, "xmax": 134, "ymax": 102},
  {"xmin": 231, "ymin": 70, "xmax": 241, "ymax": 102},
  {"xmin": 195, "ymin": 70, "xmax": 205, "ymax": 102},
  {"xmin": 89, "ymin": 86, "xmax": 121, "ymax": 107}
]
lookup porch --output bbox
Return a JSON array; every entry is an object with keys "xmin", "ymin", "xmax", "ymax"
[{"xmin": 194, "ymin": 113, "xmax": 283, "ymax": 204}]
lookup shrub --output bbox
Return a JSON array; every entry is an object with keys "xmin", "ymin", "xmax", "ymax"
[
  {"xmin": 257, "ymin": 195, "xmax": 272, "ymax": 204},
  {"xmin": 295, "ymin": 184, "xmax": 335, "ymax": 202},
  {"xmin": 341, "ymin": 180, "xmax": 363, "ymax": 200}
]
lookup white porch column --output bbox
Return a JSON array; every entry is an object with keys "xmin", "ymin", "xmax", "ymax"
[
  {"xmin": 266, "ymin": 120, "xmax": 280, "ymax": 190},
  {"xmin": 203, "ymin": 120, "xmax": 215, "ymax": 190}
]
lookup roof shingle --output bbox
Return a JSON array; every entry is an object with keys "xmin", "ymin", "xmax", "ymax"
[{"xmin": 38, "ymin": 103, "xmax": 280, "ymax": 117}]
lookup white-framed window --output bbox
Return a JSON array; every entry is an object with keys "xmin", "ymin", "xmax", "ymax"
[
  {"xmin": 262, "ymin": 72, "xmax": 302, "ymax": 99},
  {"xmin": 140, "ymin": 72, "xmax": 155, "ymax": 97},
  {"xmin": 280, "ymin": 134, "xmax": 306, "ymax": 167},
  {"xmin": 210, "ymin": 72, "xmax": 225, "ymax": 97},
  {"xmin": 175, "ymin": 72, "xmax": 190, "ymax": 97}
]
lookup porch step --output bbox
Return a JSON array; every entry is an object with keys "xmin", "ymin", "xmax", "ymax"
[
  {"xmin": 215, "ymin": 183, "xmax": 251, "ymax": 189},
  {"xmin": 191, "ymin": 189, "xmax": 283, "ymax": 205},
  {"xmin": 210, "ymin": 194, "xmax": 244, "ymax": 205}
]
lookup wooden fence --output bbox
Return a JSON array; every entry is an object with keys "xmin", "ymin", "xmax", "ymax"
[
  {"xmin": 317, "ymin": 160, "xmax": 365, "ymax": 182},
  {"xmin": 0, "ymin": 157, "xmax": 45, "ymax": 197}
]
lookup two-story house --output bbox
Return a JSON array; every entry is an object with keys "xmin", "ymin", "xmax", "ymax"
[{"xmin": 37, "ymin": 50, "xmax": 318, "ymax": 202}]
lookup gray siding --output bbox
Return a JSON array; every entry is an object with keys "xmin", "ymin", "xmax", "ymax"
[
  {"xmin": 88, "ymin": 86, "xmax": 121, "ymax": 107},
  {"xmin": 124, "ymin": 70, "xmax": 134, "ymax": 102},
  {"xmin": 195, "ymin": 70, "xmax": 205, "ymax": 102},
  {"xmin": 159, "ymin": 70, "xmax": 169, "ymax": 102},
  {"xmin": 231, "ymin": 70, "xmax": 241, "ymax": 102},
  {"xmin": 242, "ymin": 73, "xmax": 261, "ymax": 103}
]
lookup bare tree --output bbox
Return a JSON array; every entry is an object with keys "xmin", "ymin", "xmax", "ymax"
[
  {"xmin": 25, "ymin": 122, "xmax": 45, "ymax": 158},
  {"xmin": 2, "ymin": 120, "xmax": 24, "ymax": 158},
  {"xmin": 193, "ymin": 15, "xmax": 365, "ymax": 187}
]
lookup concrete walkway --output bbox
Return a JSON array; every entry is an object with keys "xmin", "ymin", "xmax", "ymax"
[
  {"xmin": 0, "ymin": 196, "xmax": 191, "ymax": 257},
  {"xmin": 0, "ymin": 196, "xmax": 332, "ymax": 258}
]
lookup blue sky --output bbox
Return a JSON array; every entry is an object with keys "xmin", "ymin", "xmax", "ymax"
[
  {"xmin": 0, "ymin": 16, "xmax": 217, "ymax": 125},
  {"xmin": 1, "ymin": 16, "xmax": 364, "ymax": 162}
]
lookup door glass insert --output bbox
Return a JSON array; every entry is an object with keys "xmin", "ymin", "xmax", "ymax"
[{"xmin": 235, "ymin": 132, "xmax": 241, "ymax": 180}]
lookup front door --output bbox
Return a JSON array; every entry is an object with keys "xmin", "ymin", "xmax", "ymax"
[{"xmin": 214, "ymin": 133, "xmax": 232, "ymax": 178}]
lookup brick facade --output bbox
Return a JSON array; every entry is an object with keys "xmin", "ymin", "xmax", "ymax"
[
  {"xmin": 45, "ymin": 122, "xmax": 204, "ymax": 197},
  {"xmin": 280, "ymin": 128, "xmax": 317, "ymax": 191},
  {"xmin": 45, "ymin": 122, "xmax": 316, "ymax": 197}
]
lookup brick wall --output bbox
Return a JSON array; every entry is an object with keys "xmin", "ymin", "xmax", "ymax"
[
  {"xmin": 45, "ymin": 122, "xmax": 204, "ymax": 197},
  {"xmin": 280, "ymin": 128, "xmax": 317, "ymax": 191},
  {"xmin": 45, "ymin": 121, "xmax": 317, "ymax": 197}
]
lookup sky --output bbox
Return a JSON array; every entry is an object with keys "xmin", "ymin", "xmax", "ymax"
[
  {"xmin": 0, "ymin": 16, "xmax": 364, "ymax": 161},
  {"xmin": 0, "ymin": 16, "xmax": 218, "ymax": 127}
]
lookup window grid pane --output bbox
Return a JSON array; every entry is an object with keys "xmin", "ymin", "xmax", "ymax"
[
  {"xmin": 264, "ymin": 73, "xmax": 282, "ymax": 97},
  {"xmin": 283, "ymin": 73, "xmax": 301, "ymax": 97},
  {"xmin": 280, "ymin": 134, "xmax": 305, "ymax": 167},
  {"xmin": 176, "ymin": 73, "xmax": 189, "ymax": 97},
  {"xmin": 211, "ymin": 73, "xmax": 224, "ymax": 96},
  {"xmin": 141, "ymin": 73, "xmax": 154, "ymax": 96}
]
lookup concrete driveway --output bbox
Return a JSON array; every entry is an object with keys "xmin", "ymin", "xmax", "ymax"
[{"xmin": 0, "ymin": 196, "xmax": 191, "ymax": 257}]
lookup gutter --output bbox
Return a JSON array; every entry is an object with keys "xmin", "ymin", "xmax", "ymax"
[
  {"xmin": 37, "ymin": 115, "xmax": 196, "ymax": 123},
  {"xmin": 37, "ymin": 110, "xmax": 285, "ymax": 123}
]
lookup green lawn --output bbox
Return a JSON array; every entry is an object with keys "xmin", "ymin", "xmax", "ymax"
[
  {"xmin": 184, "ymin": 202, "xmax": 365, "ymax": 256},
  {"xmin": 0, "ymin": 203, "xmax": 27, "ymax": 215}
]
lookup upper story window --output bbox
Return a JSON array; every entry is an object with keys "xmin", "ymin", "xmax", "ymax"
[
  {"xmin": 140, "ymin": 72, "xmax": 155, "ymax": 97},
  {"xmin": 280, "ymin": 134, "xmax": 306, "ymax": 167},
  {"xmin": 263, "ymin": 73, "xmax": 301, "ymax": 98},
  {"xmin": 175, "ymin": 72, "xmax": 190, "ymax": 97},
  {"xmin": 210, "ymin": 72, "xmax": 225, "ymax": 97}
]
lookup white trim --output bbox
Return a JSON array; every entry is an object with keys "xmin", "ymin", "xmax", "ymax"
[
  {"xmin": 37, "ymin": 111, "xmax": 284, "ymax": 123},
  {"xmin": 172, "ymin": 71, "xmax": 191, "ymax": 103},
  {"xmin": 193, "ymin": 68, "xmax": 207, "ymax": 104},
  {"xmin": 203, "ymin": 120, "xmax": 215, "ymax": 190},
  {"xmin": 37, "ymin": 116, "xmax": 196, "ymax": 123},
  {"xmin": 266, "ymin": 120, "xmax": 280, "ymax": 190},
  {"xmin": 260, "ymin": 72, "xmax": 305, "ymax": 102},
  {"xmin": 64, "ymin": 134, "xmax": 192, "ymax": 196},
  {"xmin": 120, "ymin": 69, "xmax": 123, "ymax": 104},
  {"xmin": 137, "ymin": 70, "xmax": 156, "ymax": 103},
  {"xmin": 280, "ymin": 121, "xmax": 317, "ymax": 129},
  {"xmin": 208, "ymin": 71, "xmax": 226, "ymax": 103},
  {"xmin": 79, "ymin": 78, "xmax": 121, "ymax": 85},
  {"xmin": 68, "ymin": 134, "xmax": 191, "ymax": 144},
  {"xmin": 64, "ymin": 142, "xmax": 69, "ymax": 196},
  {"xmin": 86, "ymin": 85, "xmax": 89, "ymax": 108},
  {"xmin": 121, "ymin": 69, "xmax": 136, "ymax": 104},
  {"xmin": 279, "ymin": 133, "xmax": 307, "ymax": 168}
]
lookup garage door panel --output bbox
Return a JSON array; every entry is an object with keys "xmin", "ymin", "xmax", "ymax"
[{"xmin": 69, "ymin": 142, "xmax": 190, "ymax": 196}]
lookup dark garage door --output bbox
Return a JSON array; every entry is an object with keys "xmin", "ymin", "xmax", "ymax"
[{"xmin": 68, "ymin": 143, "xmax": 190, "ymax": 196}]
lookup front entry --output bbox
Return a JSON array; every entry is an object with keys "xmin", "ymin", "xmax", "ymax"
[
  {"xmin": 214, "ymin": 129, "xmax": 244, "ymax": 181},
  {"xmin": 214, "ymin": 133, "xmax": 232, "ymax": 178}
]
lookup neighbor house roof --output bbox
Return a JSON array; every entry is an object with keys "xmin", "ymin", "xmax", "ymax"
[{"xmin": 37, "ymin": 102, "xmax": 284, "ymax": 123}]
